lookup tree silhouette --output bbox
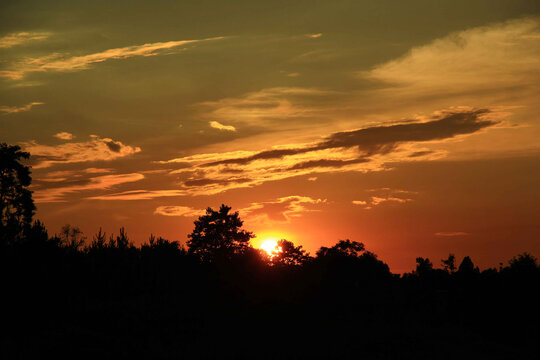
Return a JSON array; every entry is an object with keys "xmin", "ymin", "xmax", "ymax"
[
  {"xmin": 112, "ymin": 226, "xmax": 131, "ymax": 249},
  {"xmin": 0, "ymin": 143, "xmax": 35, "ymax": 244},
  {"xmin": 458, "ymin": 256, "xmax": 477, "ymax": 274},
  {"xmin": 59, "ymin": 224, "xmax": 86, "ymax": 251},
  {"xmin": 316, "ymin": 240, "xmax": 391, "ymax": 286},
  {"xmin": 142, "ymin": 233, "xmax": 184, "ymax": 257},
  {"xmin": 87, "ymin": 227, "xmax": 107, "ymax": 251},
  {"xmin": 415, "ymin": 257, "xmax": 433, "ymax": 276},
  {"xmin": 441, "ymin": 253, "xmax": 456, "ymax": 274},
  {"xmin": 508, "ymin": 252, "xmax": 538, "ymax": 273},
  {"xmin": 316, "ymin": 239, "xmax": 365, "ymax": 258},
  {"xmin": 273, "ymin": 239, "xmax": 310, "ymax": 266},
  {"xmin": 187, "ymin": 204, "xmax": 254, "ymax": 262}
]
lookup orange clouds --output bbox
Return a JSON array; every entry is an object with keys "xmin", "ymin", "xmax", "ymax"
[
  {"xmin": 199, "ymin": 87, "xmax": 334, "ymax": 125},
  {"xmin": 241, "ymin": 196, "xmax": 326, "ymax": 223},
  {"xmin": 150, "ymin": 196, "xmax": 326, "ymax": 223},
  {"xmin": 164, "ymin": 108, "xmax": 496, "ymax": 196},
  {"xmin": 34, "ymin": 173, "xmax": 144, "ymax": 202},
  {"xmin": 353, "ymin": 188, "xmax": 416, "ymax": 210},
  {"xmin": 1, "ymin": 36, "xmax": 224, "ymax": 80},
  {"xmin": 435, "ymin": 232, "xmax": 469, "ymax": 237},
  {"xmin": 364, "ymin": 17, "xmax": 540, "ymax": 99},
  {"xmin": 65, "ymin": 109, "xmax": 497, "ymax": 202},
  {"xmin": 21, "ymin": 135, "xmax": 141, "ymax": 168},
  {"xmin": 0, "ymin": 101, "xmax": 44, "ymax": 114},
  {"xmin": 154, "ymin": 206, "xmax": 205, "ymax": 217},
  {"xmin": 54, "ymin": 132, "xmax": 74, "ymax": 140},
  {"xmin": 89, "ymin": 190, "xmax": 187, "ymax": 201},
  {"xmin": 0, "ymin": 32, "xmax": 50, "ymax": 48},
  {"xmin": 209, "ymin": 121, "xmax": 236, "ymax": 131}
]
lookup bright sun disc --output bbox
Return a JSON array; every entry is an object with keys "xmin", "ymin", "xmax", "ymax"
[{"xmin": 260, "ymin": 239, "xmax": 280, "ymax": 255}]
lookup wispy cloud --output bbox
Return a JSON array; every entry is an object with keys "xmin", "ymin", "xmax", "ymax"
[
  {"xmin": 1, "ymin": 36, "xmax": 224, "ymax": 80},
  {"xmin": 36, "ymin": 167, "xmax": 114, "ymax": 183},
  {"xmin": 363, "ymin": 17, "xmax": 540, "ymax": 97},
  {"xmin": 435, "ymin": 232, "xmax": 469, "ymax": 237},
  {"xmin": 0, "ymin": 32, "xmax": 50, "ymax": 48},
  {"xmin": 241, "ymin": 195, "xmax": 326, "ymax": 223},
  {"xmin": 306, "ymin": 33, "xmax": 323, "ymax": 39},
  {"xmin": 370, "ymin": 196, "xmax": 412, "ymax": 206},
  {"xmin": 161, "ymin": 150, "xmax": 256, "ymax": 165},
  {"xmin": 199, "ymin": 108, "xmax": 494, "ymax": 167},
  {"xmin": 353, "ymin": 188, "xmax": 416, "ymax": 210},
  {"xmin": 290, "ymin": 49, "xmax": 340, "ymax": 64},
  {"xmin": 54, "ymin": 132, "xmax": 74, "ymax": 140},
  {"xmin": 34, "ymin": 173, "xmax": 144, "ymax": 202},
  {"xmin": 22, "ymin": 135, "xmax": 141, "ymax": 168},
  {"xmin": 89, "ymin": 189, "xmax": 187, "ymax": 201},
  {"xmin": 200, "ymin": 87, "xmax": 335, "ymax": 125},
  {"xmin": 0, "ymin": 102, "xmax": 43, "ymax": 114},
  {"xmin": 209, "ymin": 121, "xmax": 236, "ymax": 131},
  {"xmin": 154, "ymin": 205, "xmax": 205, "ymax": 217},
  {"xmin": 160, "ymin": 108, "xmax": 497, "ymax": 196}
]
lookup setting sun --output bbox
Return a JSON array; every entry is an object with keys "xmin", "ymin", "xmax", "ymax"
[{"xmin": 259, "ymin": 239, "xmax": 282, "ymax": 256}]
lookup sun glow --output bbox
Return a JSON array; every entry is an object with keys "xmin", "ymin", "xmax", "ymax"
[{"xmin": 259, "ymin": 239, "xmax": 282, "ymax": 256}]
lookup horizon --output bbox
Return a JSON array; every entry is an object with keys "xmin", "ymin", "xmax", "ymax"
[{"xmin": 2, "ymin": 1, "xmax": 540, "ymax": 274}]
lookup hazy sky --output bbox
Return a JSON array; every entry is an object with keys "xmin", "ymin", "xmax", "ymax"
[{"xmin": 2, "ymin": 0, "xmax": 539, "ymax": 272}]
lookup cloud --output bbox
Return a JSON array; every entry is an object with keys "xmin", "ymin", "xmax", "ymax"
[
  {"xmin": 370, "ymin": 196, "xmax": 412, "ymax": 206},
  {"xmin": 161, "ymin": 108, "xmax": 497, "ymax": 196},
  {"xmin": 1, "ymin": 36, "xmax": 224, "ymax": 80},
  {"xmin": 35, "ymin": 167, "xmax": 114, "ymax": 183},
  {"xmin": 0, "ymin": 102, "xmax": 43, "ymax": 114},
  {"xmin": 21, "ymin": 135, "xmax": 141, "ymax": 168},
  {"xmin": 199, "ymin": 87, "xmax": 335, "ymax": 125},
  {"xmin": 209, "ymin": 121, "xmax": 236, "ymax": 131},
  {"xmin": 202, "ymin": 109, "xmax": 495, "ymax": 167},
  {"xmin": 314, "ymin": 109, "xmax": 494, "ymax": 155},
  {"xmin": 161, "ymin": 150, "xmax": 256, "ymax": 165},
  {"xmin": 69, "ymin": 108, "xmax": 496, "ymax": 201},
  {"xmin": 290, "ymin": 49, "xmax": 340, "ymax": 64},
  {"xmin": 54, "ymin": 132, "xmax": 74, "ymax": 140},
  {"xmin": 408, "ymin": 150, "xmax": 435, "ymax": 158},
  {"xmin": 435, "ymin": 232, "xmax": 469, "ymax": 237},
  {"xmin": 154, "ymin": 206, "xmax": 205, "ymax": 217},
  {"xmin": 88, "ymin": 190, "xmax": 187, "ymax": 201},
  {"xmin": 183, "ymin": 177, "xmax": 251, "ymax": 187},
  {"xmin": 34, "ymin": 173, "xmax": 144, "ymax": 202},
  {"xmin": 0, "ymin": 32, "xmax": 50, "ymax": 48},
  {"xmin": 202, "ymin": 146, "xmax": 314, "ymax": 167},
  {"xmin": 241, "ymin": 196, "xmax": 326, "ymax": 223},
  {"xmin": 363, "ymin": 17, "xmax": 540, "ymax": 98},
  {"xmin": 307, "ymin": 33, "xmax": 323, "ymax": 39},
  {"xmin": 353, "ymin": 188, "xmax": 416, "ymax": 209},
  {"xmin": 287, "ymin": 158, "xmax": 369, "ymax": 170}
]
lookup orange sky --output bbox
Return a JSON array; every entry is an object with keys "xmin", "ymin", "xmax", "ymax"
[{"xmin": 2, "ymin": 1, "xmax": 539, "ymax": 272}]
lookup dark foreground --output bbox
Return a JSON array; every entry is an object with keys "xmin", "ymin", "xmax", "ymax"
[{"xmin": 2, "ymin": 226, "xmax": 539, "ymax": 359}]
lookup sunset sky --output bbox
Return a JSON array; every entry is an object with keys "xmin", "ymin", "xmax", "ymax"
[{"xmin": 2, "ymin": 1, "xmax": 539, "ymax": 272}]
